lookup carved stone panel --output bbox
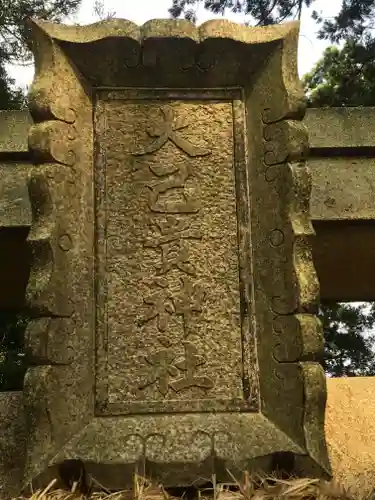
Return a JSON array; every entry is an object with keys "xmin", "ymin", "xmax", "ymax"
[
  {"xmin": 94, "ymin": 89, "xmax": 257, "ymax": 415},
  {"xmin": 22, "ymin": 17, "xmax": 331, "ymax": 490}
]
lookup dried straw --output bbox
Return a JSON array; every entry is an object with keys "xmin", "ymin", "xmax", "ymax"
[{"xmin": 11, "ymin": 473, "xmax": 374, "ymax": 500}]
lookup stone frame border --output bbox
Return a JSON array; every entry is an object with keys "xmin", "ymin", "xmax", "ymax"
[
  {"xmin": 94, "ymin": 87, "xmax": 255, "ymax": 415},
  {"xmin": 23, "ymin": 17, "xmax": 330, "ymax": 488}
]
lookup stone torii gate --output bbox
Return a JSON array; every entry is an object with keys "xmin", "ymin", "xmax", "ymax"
[
  {"xmin": 1, "ymin": 15, "xmax": 375, "ymax": 500},
  {"xmin": 1, "ymin": 106, "xmax": 374, "ymax": 303}
]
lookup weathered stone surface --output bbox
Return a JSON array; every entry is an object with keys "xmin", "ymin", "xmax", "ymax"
[
  {"xmin": 310, "ymin": 157, "xmax": 375, "ymax": 221},
  {"xmin": 3, "ymin": 113, "xmax": 375, "ymax": 306},
  {"xmin": 0, "ymin": 165, "xmax": 32, "ymax": 227},
  {"xmin": 95, "ymin": 93, "xmax": 249, "ymax": 415},
  {"xmin": 4, "ymin": 107, "xmax": 375, "ymax": 304},
  {"xmin": 0, "ymin": 392, "xmax": 27, "ymax": 499},
  {"xmin": 305, "ymin": 107, "xmax": 375, "ymax": 150},
  {"xmin": 0, "ymin": 111, "xmax": 31, "ymax": 154},
  {"xmin": 305, "ymin": 107, "xmax": 375, "ymax": 301},
  {"xmin": 4, "ymin": 106, "xmax": 375, "ymax": 151},
  {"xmin": 18, "ymin": 16, "xmax": 329, "ymax": 489},
  {"xmin": 0, "ymin": 111, "xmax": 32, "ymax": 231},
  {"xmin": 0, "ymin": 149, "xmax": 31, "ymax": 307},
  {"xmin": 305, "ymin": 107, "xmax": 375, "ymax": 222}
]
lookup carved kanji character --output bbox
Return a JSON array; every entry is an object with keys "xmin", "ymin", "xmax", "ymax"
[
  {"xmin": 144, "ymin": 216, "xmax": 201, "ymax": 247},
  {"xmin": 158, "ymin": 240, "xmax": 196, "ymax": 275},
  {"xmin": 147, "ymin": 163, "xmax": 199, "ymax": 214},
  {"xmin": 133, "ymin": 106, "xmax": 211, "ymax": 157},
  {"xmin": 132, "ymin": 106, "xmax": 211, "ymax": 213},
  {"xmin": 173, "ymin": 277, "xmax": 205, "ymax": 325},
  {"xmin": 139, "ymin": 348, "xmax": 179, "ymax": 396},
  {"xmin": 138, "ymin": 278, "xmax": 174, "ymax": 332},
  {"xmin": 144, "ymin": 216, "xmax": 201, "ymax": 276},
  {"xmin": 170, "ymin": 341, "xmax": 214, "ymax": 392}
]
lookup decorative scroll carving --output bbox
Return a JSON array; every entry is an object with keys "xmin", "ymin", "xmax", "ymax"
[
  {"xmin": 254, "ymin": 35, "xmax": 328, "ymax": 474},
  {"xmin": 23, "ymin": 17, "xmax": 94, "ymax": 488}
]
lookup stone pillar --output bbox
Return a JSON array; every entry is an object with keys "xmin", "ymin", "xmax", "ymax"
[{"xmin": 21, "ymin": 17, "xmax": 330, "ymax": 489}]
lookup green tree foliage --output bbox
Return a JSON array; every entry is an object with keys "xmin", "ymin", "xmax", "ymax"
[
  {"xmin": 0, "ymin": 311, "xmax": 29, "ymax": 390},
  {"xmin": 169, "ymin": 0, "xmax": 311, "ymax": 24},
  {"xmin": 321, "ymin": 303, "xmax": 375, "ymax": 376},
  {"xmin": 312, "ymin": 0, "xmax": 375, "ymax": 43},
  {"xmin": 0, "ymin": 0, "xmax": 82, "ymax": 109},
  {"xmin": 303, "ymin": 38, "xmax": 375, "ymax": 107},
  {"xmin": 169, "ymin": 0, "xmax": 375, "ymax": 40},
  {"xmin": 0, "ymin": 0, "xmax": 82, "ymax": 64},
  {"xmin": 0, "ymin": 61, "xmax": 26, "ymax": 109}
]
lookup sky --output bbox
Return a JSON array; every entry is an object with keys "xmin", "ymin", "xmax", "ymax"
[{"xmin": 7, "ymin": 0, "xmax": 343, "ymax": 90}]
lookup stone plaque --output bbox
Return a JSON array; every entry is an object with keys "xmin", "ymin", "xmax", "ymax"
[
  {"xmin": 94, "ymin": 90, "xmax": 256, "ymax": 415},
  {"xmin": 22, "ymin": 17, "xmax": 331, "ymax": 490}
]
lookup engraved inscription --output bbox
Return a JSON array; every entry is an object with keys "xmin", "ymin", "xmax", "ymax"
[
  {"xmin": 139, "ymin": 277, "xmax": 204, "ymax": 334},
  {"xmin": 139, "ymin": 341, "xmax": 213, "ymax": 396},
  {"xmin": 135, "ymin": 106, "xmax": 211, "ymax": 214},
  {"xmin": 138, "ymin": 277, "xmax": 174, "ymax": 333},
  {"xmin": 144, "ymin": 217, "xmax": 202, "ymax": 276},
  {"xmin": 170, "ymin": 341, "xmax": 214, "ymax": 393},
  {"xmin": 140, "ymin": 346, "xmax": 179, "ymax": 396},
  {"xmin": 95, "ymin": 93, "xmax": 255, "ymax": 414},
  {"xmin": 147, "ymin": 163, "xmax": 200, "ymax": 214},
  {"xmin": 133, "ymin": 106, "xmax": 211, "ymax": 157},
  {"xmin": 135, "ymin": 106, "xmax": 212, "ymax": 397}
]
